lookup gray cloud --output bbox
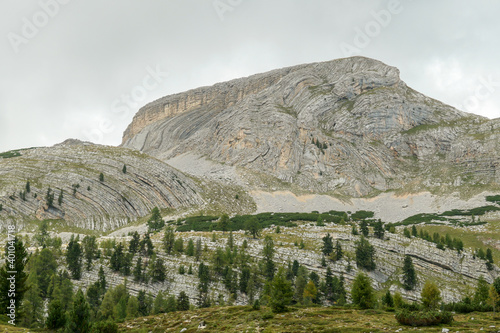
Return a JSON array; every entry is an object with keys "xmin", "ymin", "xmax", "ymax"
[{"xmin": 1, "ymin": 0, "xmax": 499, "ymax": 152}]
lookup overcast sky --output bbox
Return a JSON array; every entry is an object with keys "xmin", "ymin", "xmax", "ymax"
[{"xmin": 1, "ymin": 0, "xmax": 499, "ymax": 152}]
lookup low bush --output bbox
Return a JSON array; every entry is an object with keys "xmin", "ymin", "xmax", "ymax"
[{"xmin": 395, "ymin": 309, "xmax": 453, "ymax": 326}]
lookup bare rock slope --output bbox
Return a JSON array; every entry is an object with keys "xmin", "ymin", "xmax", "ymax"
[
  {"xmin": 0, "ymin": 141, "xmax": 202, "ymax": 231},
  {"xmin": 122, "ymin": 56, "xmax": 500, "ymax": 198}
]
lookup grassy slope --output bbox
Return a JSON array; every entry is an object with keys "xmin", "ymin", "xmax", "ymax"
[
  {"xmin": 119, "ymin": 306, "xmax": 500, "ymax": 333},
  {"xmin": 418, "ymin": 218, "xmax": 500, "ymax": 265}
]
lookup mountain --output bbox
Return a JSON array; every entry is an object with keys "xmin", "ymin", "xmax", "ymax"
[
  {"xmin": 0, "ymin": 140, "xmax": 203, "ymax": 231},
  {"xmin": 122, "ymin": 56, "xmax": 500, "ymax": 200}
]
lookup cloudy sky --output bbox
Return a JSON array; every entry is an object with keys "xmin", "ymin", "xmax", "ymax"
[{"xmin": 1, "ymin": 0, "xmax": 499, "ymax": 152}]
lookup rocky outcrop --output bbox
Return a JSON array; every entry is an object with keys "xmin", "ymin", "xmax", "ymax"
[
  {"xmin": 122, "ymin": 56, "xmax": 500, "ymax": 198},
  {"xmin": 0, "ymin": 142, "xmax": 202, "ymax": 231}
]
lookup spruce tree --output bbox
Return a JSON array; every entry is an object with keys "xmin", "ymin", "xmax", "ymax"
[
  {"xmin": 195, "ymin": 238, "xmax": 202, "ymax": 261},
  {"xmin": 122, "ymin": 164, "xmax": 127, "ymax": 174},
  {"xmin": 150, "ymin": 258, "xmax": 166, "ymax": 282},
  {"xmin": 34, "ymin": 220, "xmax": 50, "ymax": 248},
  {"xmin": 402, "ymin": 255, "xmax": 417, "ymax": 290},
  {"xmin": 58, "ymin": 189, "xmax": 64, "ymax": 206},
  {"xmin": 82, "ymin": 235, "xmax": 97, "ymax": 271},
  {"xmin": 133, "ymin": 258, "xmax": 143, "ymax": 282},
  {"xmin": 126, "ymin": 296, "xmax": 139, "ymax": 319},
  {"xmin": 382, "ymin": 290, "xmax": 394, "ymax": 308}
]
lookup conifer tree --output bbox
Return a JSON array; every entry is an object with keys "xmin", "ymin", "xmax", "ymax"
[
  {"xmin": 195, "ymin": 238, "xmax": 202, "ymax": 261},
  {"xmin": 351, "ymin": 272, "xmax": 375, "ymax": 309},
  {"xmin": 20, "ymin": 273, "xmax": 43, "ymax": 328},
  {"xmin": 133, "ymin": 258, "xmax": 143, "ymax": 282},
  {"xmin": 122, "ymin": 164, "xmax": 127, "ymax": 174},
  {"xmin": 262, "ymin": 235, "xmax": 275, "ymax": 281},
  {"xmin": 66, "ymin": 235, "xmax": 82, "ymax": 279},
  {"xmin": 128, "ymin": 231, "xmax": 140, "ymax": 254},
  {"xmin": 321, "ymin": 233, "xmax": 334, "ymax": 257},
  {"xmin": 360, "ymin": 220, "xmax": 369, "ymax": 237},
  {"xmin": 126, "ymin": 296, "xmax": 139, "ymax": 319},
  {"xmin": 355, "ymin": 236, "xmax": 376, "ymax": 271},
  {"xmin": 150, "ymin": 257, "xmax": 166, "ymax": 282},
  {"xmin": 163, "ymin": 226, "xmax": 175, "ymax": 254},
  {"xmin": 334, "ymin": 240, "xmax": 343, "ymax": 261},
  {"xmin": 421, "ymin": 281, "xmax": 441, "ymax": 309},
  {"xmin": 402, "ymin": 255, "xmax": 417, "ymax": 290},
  {"xmin": 66, "ymin": 289, "xmax": 91, "ymax": 333},
  {"xmin": 245, "ymin": 216, "xmax": 261, "ymax": 239},
  {"xmin": 177, "ymin": 291, "xmax": 190, "ymax": 311},
  {"xmin": 82, "ymin": 235, "xmax": 97, "ymax": 271},
  {"xmin": 147, "ymin": 207, "xmax": 164, "ymax": 232},
  {"xmin": 373, "ymin": 221, "xmax": 385, "ymax": 239},
  {"xmin": 186, "ymin": 238, "xmax": 195, "ymax": 256},
  {"xmin": 46, "ymin": 299, "xmax": 66, "ymax": 330},
  {"xmin": 270, "ymin": 268, "xmax": 293, "ymax": 313}
]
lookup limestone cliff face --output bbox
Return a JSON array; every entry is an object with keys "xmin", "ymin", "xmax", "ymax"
[
  {"xmin": 0, "ymin": 141, "xmax": 202, "ymax": 231},
  {"xmin": 122, "ymin": 56, "xmax": 500, "ymax": 197}
]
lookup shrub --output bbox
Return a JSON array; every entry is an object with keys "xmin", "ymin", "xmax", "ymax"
[
  {"xmin": 395, "ymin": 309, "xmax": 453, "ymax": 326},
  {"xmin": 90, "ymin": 320, "xmax": 118, "ymax": 333}
]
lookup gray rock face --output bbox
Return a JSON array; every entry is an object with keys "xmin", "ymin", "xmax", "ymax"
[
  {"xmin": 122, "ymin": 56, "xmax": 500, "ymax": 197},
  {"xmin": 0, "ymin": 142, "xmax": 202, "ymax": 231}
]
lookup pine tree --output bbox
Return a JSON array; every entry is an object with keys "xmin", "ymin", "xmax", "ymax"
[
  {"xmin": 373, "ymin": 221, "xmax": 385, "ymax": 239},
  {"xmin": 26, "ymin": 180, "xmax": 31, "ymax": 193},
  {"xmin": 294, "ymin": 266, "xmax": 308, "ymax": 304},
  {"xmin": 165, "ymin": 295, "xmax": 177, "ymax": 312},
  {"xmin": 34, "ymin": 220, "xmax": 50, "ymax": 248},
  {"xmin": 321, "ymin": 233, "xmax": 334, "ymax": 257},
  {"xmin": 355, "ymin": 236, "xmax": 376, "ymax": 271},
  {"xmin": 270, "ymin": 268, "xmax": 293, "ymax": 313},
  {"xmin": 195, "ymin": 238, "xmax": 202, "ymax": 261},
  {"xmin": 262, "ymin": 236, "xmax": 275, "ymax": 281},
  {"xmin": 486, "ymin": 248, "xmax": 494, "ymax": 270},
  {"xmin": 245, "ymin": 216, "xmax": 261, "ymax": 238},
  {"xmin": 382, "ymin": 290, "xmax": 394, "ymax": 308},
  {"xmin": 133, "ymin": 258, "xmax": 143, "ymax": 282},
  {"xmin": 66, "ymin": 289, "xmax": 91, "ymax": 333},
  {"xmin": 45, "ymin": 187, "xmax": 54, "ymax": 207},
  {"xmin": 163, "ymin": 227, "xmax": 175, "ymax": 255},
  {"xmin": 186, "ymin": 238, "xmax": 195, "ymax": 256},
  {"xmin": 178, "ymin": 291, "xmax": 190, "ymax": 311},
  {"xmin": 360, "ymin": 220, "xmax": 369, "ymax": 237},
  {"xmin": 58, "ymin": 189, "xmax": 64, "ymax": 205},
  {"xmin": 0, "ymin": 236, "xmax": 28, "ymax": 323},
  {"xmin": 128, "ymin": 231, "xmax": 140, "ymax": 254},
  {"xmin": 66, "ymin": 235, "xmax": 82, "ymax": 279},
  {"xmin": 351, "ymin": 272, "xmax": 375, "ymax": 309},
  {"xmin": 122, "ymin": 164, "xmax": 127, "ymax": 174},
  {"xmin": 152, "ymin": 291, "xmax": 165, "ymax": 314},
  {"xmin": 82, "ymin": 235, "xmax": 97, "ymax": 271},
  {"xmin": 227, "ymin": 231, "xmax": 234, "ymax": 250},
  {"xmin": 46, "ymin": 299, "xmax": 66, "ymax": 330},
  {"xmin": 147, "ymin": 207, "xmax": 165, "ymax": 232},
  {"xmin": 218, "ymin": 214, "xmax": 231, "ymax": 233},
  {"xmin": 110, "ymin": 243, "xmax": 124, "ymax": 272},
  {"xmin": 98, "ymin": 266, "xmax": 107, "ymax": 292},
  {"xmin": 351, "ymin": 224, "xmax": 358, "ymax": 235},
  {"xmin": 150, "ymin": 258, "xmax": 166, "ymax": 282},
  {"xmin": 140, "ymin": 233, "xmax": 155, "ymax": 256},
  {"xmin": 402, "ymin": 255, "xmax": 417, "ymax": 290},
  {"xmin": 411, "ymin": 225, "xmax": 418, "ymax": 237},
  {"xmin": 334, "ymin": 240, "xmax": 343, "ymax": 261},
  {"xmin": 99, "ymin": 173, "xmax": 104, "ymax": 182}
]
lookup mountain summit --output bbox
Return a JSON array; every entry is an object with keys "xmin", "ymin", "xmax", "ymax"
[{"xmin": 122, "ymin": 57, "xmax": 498, "ymax": 197}]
